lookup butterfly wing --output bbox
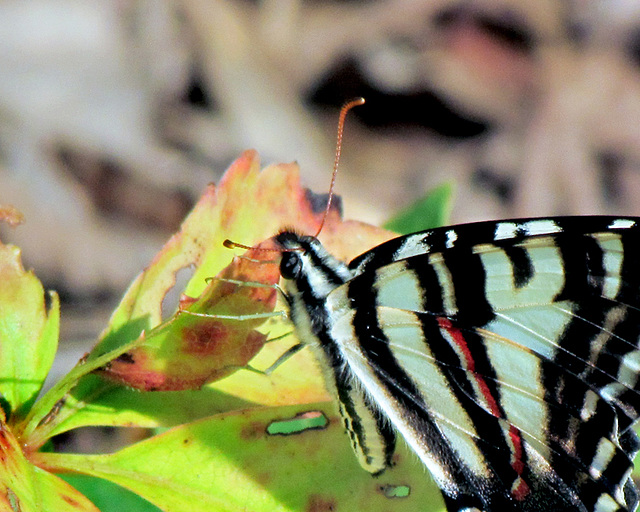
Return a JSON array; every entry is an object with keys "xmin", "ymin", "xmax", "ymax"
[
  {"xmin": 330, "ymin": 307, "xmax": 601, "ymax": 511},
  {"xmin": 324, "ymin": 221, "xmax": 640, "ymax": 511}
]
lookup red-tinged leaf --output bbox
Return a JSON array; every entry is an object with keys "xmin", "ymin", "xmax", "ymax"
[
  {"xmin": 0, "ymin": 414, "xmax": 98, "ymax": 512},
  {"xmin": 94, "ymin": 152, "xmax": 327, "ymax": 348},
  {"xmin": 0, "ymin": 241, "xmax": 59, "ymax": 423},
  {"xmin": 26, "ymin": 150, "xmax": 394, "ymax": 438},
  {"xmin": 98, "ymin": 240, "xmax": 280, "ymax": 390}
]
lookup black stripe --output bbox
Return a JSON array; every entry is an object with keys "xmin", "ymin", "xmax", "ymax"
[
  {"xmin": 599, "ymin": 448, "xmax": 633, "ymax": 498},
  {"xmin": 442, "ymin": 246, "xmax": 495, "ymax": 326},
  {"xmin": 554, "ymin": 233, "xmax": 606, "ymax": 303},
  {"xmin": 575, "ymin": 401, "xmax": 616, "ymax": 494},
  {"xmin": 334, "ymin": 367, "xmax": 396, "ymax": 473},
  {"xmin": 503, "ymin": 244, "xmax": 534, "ymax": 289},
  {"xmin": 547, "ymin": 235, "xmax": 607, "ymax": 384},
  {"xmin": 306, "ymin": 247, "xmax": 346, "ymax": 286},
  {"xmin": 314, "ymin": 318, "xmax": 396, "ymax": 473},
  {"xmin": 589, "ymin": 320, "xmax": 640, "ymax": 429},
  {"xmin": 350, "ymin": 217, "xmax": 640, "ymax": 281},
  {"xmin": 538, "ymin": 232, "xmax": 635, "ymax": 508}
]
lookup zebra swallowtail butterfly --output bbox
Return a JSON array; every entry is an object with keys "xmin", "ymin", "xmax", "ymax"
[{"xmin": 275, "ymin": 216, "xmax": 640, "ymax": 512}]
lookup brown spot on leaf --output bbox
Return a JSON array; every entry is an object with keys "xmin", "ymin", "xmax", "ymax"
[
  {"xmin": 306, "ymin": 495, "xmax": 336, "ymax": 512},
  {"xmin": 253, "ymin": 471, "xmax": 272, "ymax": 486},
  {"xmin": 61, "ymin": 494, "xmax": 81, "ymax": 507},
  {"xmin": 240, "ymin": 421, "xmax": 264, "ymax": 441},
  {"xmin": 181, "ymin": 320, "xmax": 229, "ymax": 355}
]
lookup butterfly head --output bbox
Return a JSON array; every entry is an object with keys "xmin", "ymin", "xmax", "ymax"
[
  {"xmin": 275, "ymin": 230, "xmax": 324, "ymax": 280},
  {"xmin": 275, "ymin": 230, "xmax": 354, "ymax": 301}
]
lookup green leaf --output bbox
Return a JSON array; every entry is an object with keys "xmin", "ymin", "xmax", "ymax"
[
  {"xmin": 40, "ymin": 333, "xmax": 330, "ymax": 436},
  {"xmin": 60, "ymin": 474, "xmax": 162, "ymax": 512},
  {"xmin": 40, "ymin": 403, "xmax": 446, "ymax": 512},
  {"xmin": 21, "ymin": 334, "xmax": 156, "ymax": 447},
  {"xmin": 0, "ymin": 242, "xmax": 59, "ymax": 422},
  {"xmin": 384, "ymin": 182, "xmax": 454, "ymax": 234},
  {"xmin": 39, "ymin": 375, "xmax": 252, "ymax": 436}
]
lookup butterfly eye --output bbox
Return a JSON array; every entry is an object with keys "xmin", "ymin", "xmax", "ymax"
[{"xmin": 280, "ymin": 252, "xmax": 302, "ymax": 280}]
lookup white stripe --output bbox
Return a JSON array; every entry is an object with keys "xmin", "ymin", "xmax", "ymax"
[
  {"xmin": 493, "ymin": 222, "xmax": 519, "ymax": 240},
  {"xmin": 593, "ymin": 234, "xmax": 624, "ymax": 298},
  {"xmin": 590, "ymin": 438, "xmax": 616, "ymax": 478},
  {"xmin": 593, "ymin": 492, "xmax": 622, "ymax": 512},
  {"xmin": 494, "ymin": 220, "xmax": 563, "ymax": 239},
  {"xmin": 479, "ymin": 244, "xmax": 564, "ymax": 311},
  {"xmin": 599, "ymin": 382, "xmax": 626, "ymax": 402},
  {"xmin": 608, "ymin": 218, "xmax": 636, "ymax": 230},
  {"xmin": 429, "ymin": 253, "xmax": 457, "ymax": 315},
  {"xmin": 482, "ymin": 332, "xmax": 548, "ymax": 460},
  {"xmin": 617, "ymin": 349, "xmax": 640, "ymax": 389},
  {"xmin": 588, "ymin": 306, "xmax": 626, "ymax": 366},
  {"xmin": 522, "ymin": 219, "xmax": 562, "ymax": 236},
  {"xmin": 393, "ymin": 233, "xmax": 430, "ymax": 260},
  {"xmin": 486, "ymin": 302, "xmax": 574, "ymax": 360},
  {"xmin": 445, "ymin": 229, "xmax": 458, "ymax": 249},
  {"xmin": 580, "ymin": 390, "xmax": 599, "ymax": 422}
]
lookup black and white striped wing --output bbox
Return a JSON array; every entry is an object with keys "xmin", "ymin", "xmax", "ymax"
[
  {"xmin": 326, "ymin": 219, "xmax": 640, "ymax": 511},
  {"xmin": 277, "ymin": 218, "xmax": 640, "ymax": 512}
]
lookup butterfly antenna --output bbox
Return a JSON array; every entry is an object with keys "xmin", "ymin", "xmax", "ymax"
[
  {"xmin": 313, "ymin": 97, "xmax": 365, "ymax": 238},
  {"xmin": 225, "ymin": 97, "xmax": 365, "ymax": 251}
]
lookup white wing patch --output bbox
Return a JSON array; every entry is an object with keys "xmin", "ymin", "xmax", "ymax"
[
  {"xmin": 374, "ymin": 262, "xmax": 424, "ymax": 311},
  {"xmin": 479, "ymin": 243, "xmax": 565, "ymax": 310},
  {"xmin": 608, "ymin": 219, "xmax": 636, "ymax": 230},
  {"xmin": 594, "ymin": 234, "xmax": 624, "ymax": 299},
  {"xmin": 480, "ymin": 330, "xmax": 548, "ymax": 459},
  {"xmin": 493, "ymin": 220, "xmax": 562, "ymax": 241}
]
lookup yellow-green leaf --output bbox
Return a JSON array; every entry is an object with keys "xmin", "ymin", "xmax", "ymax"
[
  {"xmin": 39, "ymin": 403, "xmax": 445, "ymax": 512},
  {"xmin": 0, "ymin": 241, "xmax": 59, "ymax": 422}
]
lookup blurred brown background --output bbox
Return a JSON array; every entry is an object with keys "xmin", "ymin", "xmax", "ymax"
[{"xmin": 1, "ymin": 0, "xmax": 640, "ymax": 355}]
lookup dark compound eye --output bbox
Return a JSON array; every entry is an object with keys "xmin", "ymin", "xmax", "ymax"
[{"xmin": 280, "ymin": 252, "xmax": 302, "ymax": 280}]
